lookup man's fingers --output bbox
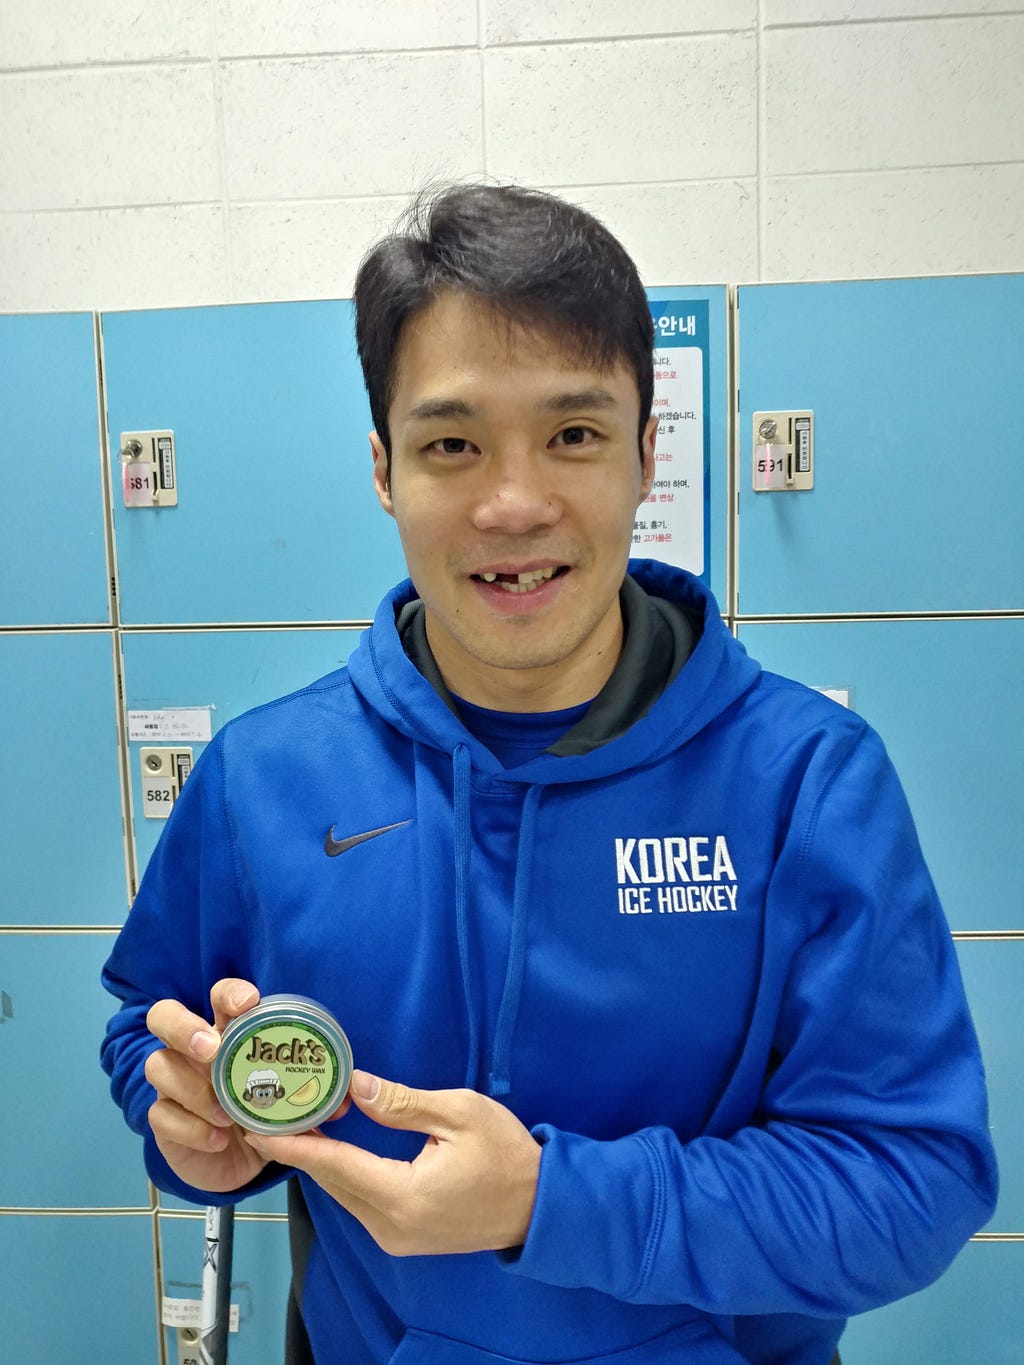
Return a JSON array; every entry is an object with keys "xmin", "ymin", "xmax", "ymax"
[
  {"xmin": 145, "ymin": 980, "xmax": 259, "ymax": 1061},
  {"xmin": 150, "ymin": 1096, "xmax": 231, "ymax": 1154},
  {"xmin": 244, "ymin": 1129, "xmax": 409, "ymax": 1207},
  {"xmin": 146, "ymin": 998, "xmax": 222, "ymax": 1062},
  {"xmin": 144, "ymin": 1048, "xmax": 233, "ymax": 1128},
  {"xmin": 210, "ymin": 978, "xmax": 260, "ymax": 1033}
]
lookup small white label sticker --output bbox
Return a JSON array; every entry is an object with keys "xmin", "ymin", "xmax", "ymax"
[
  {"xmin": 815, "ymin": 687, "xmax": 851, "ymax": 709},
  {"xmin": 128, "ymin": 708, "xmax": 213, "ymax": 742},
  {"xmin": 161, "ymin": 1297, "xmax": 239, "ymax": 1332}
]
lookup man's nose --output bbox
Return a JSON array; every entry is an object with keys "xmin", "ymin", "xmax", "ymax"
[{"xmin": 470, "ymin": 453, "xmax": 562, "ymax": 533}]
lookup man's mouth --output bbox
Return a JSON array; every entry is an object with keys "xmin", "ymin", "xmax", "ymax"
[{"xmin": 471, "ymin": 566, "xmax": 568, "ymax": 595}]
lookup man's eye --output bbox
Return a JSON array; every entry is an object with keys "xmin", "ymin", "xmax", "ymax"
[
  {"xmin": 431, "ymin": 437, "xmax": 474, "ymax": 455},
  {"xmin": 553, "ymin": 426, "xmax": 594, "ymax": 447}
]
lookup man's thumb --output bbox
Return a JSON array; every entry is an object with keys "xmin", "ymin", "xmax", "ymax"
[
  {"xmin": 350, "ymin": 1070, "xmax": 383, "ymax": 1104},
  {"xmin": 349, "ymin": 1071, "xmax": 448, "ymax": 1134}
]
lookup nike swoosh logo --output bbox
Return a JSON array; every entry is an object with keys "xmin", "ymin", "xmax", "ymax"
[{"xmin": 324, "ymin": 819, "xmax": 412, "ymax": 857}]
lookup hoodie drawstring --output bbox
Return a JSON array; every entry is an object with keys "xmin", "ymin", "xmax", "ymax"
[
  {"xmin": 488, "ymin": 783, "xmax": 541, "ymax": 1098},
  {"xmin": 452, "ymin": 742, "xmax": 480, "ymax": 1090},
  {"xmin": 451, "ymin": 743, "xmax": 541, "ymax": 1098}
]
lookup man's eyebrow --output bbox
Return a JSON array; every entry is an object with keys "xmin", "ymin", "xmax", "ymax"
[
  {"xmin": 541, "ymin": 388, "xmax": 619, "ymax": 413},
  {"xmin": 407, "ymin": 397, "xmax": 476, "ymax": 422},
  {"xmin": 405, "ymin": 388, "xmax": 619, "ymax": 423}
]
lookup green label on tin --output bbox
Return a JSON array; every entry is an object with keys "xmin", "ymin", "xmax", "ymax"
[{"xmin": 226, "ymin": 1020, "xmax": 338, "ymax": 1126}]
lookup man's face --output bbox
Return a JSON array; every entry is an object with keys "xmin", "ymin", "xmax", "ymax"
[{"xmin": 372, "ymin": 292, "xmax": 656, "ymax": 712}]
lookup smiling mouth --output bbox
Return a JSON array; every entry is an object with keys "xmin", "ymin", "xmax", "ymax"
[{"xmin": 471, "ymin": 566, "xmax": 568, "ymax": 594}]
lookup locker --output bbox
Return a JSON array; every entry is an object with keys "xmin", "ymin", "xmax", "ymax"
[
  {"xmin": 736, "ymin": 618, "xmax": 1024, "ymax": 933},
  {"xmin": 0, "ymin": 1214, "xmax": 157, "ymax": 1362},
  {"xmin": 121, "ymin": 626, "xmax": 364, "ymax": 881},
  {"xmin": 736, "ymin": 274, "xmax": 1024, "ymax": 616},
  {"xmin": 0, "ymin": 932, "xmax": 150, "ymax": 1208},
  {"xmin": 0, "ymin": 312, "xmax": 110, "ymax": 626},
  {"xmin": 0, "ymin": 632, "xmax": 126, "ymax": 925},
  {"xmin": 159, "ymin": 1212, "xmax": 291, "ymax": 1365},
  {"xmin": 957, "ymin": 940, "xmax": 1024, "ymax": 1233},
  {"xmin": 101, "ymin": 300, "xmax": 406, "ymax": 626},
  {"xmin": 840, "ymin": 1240, "xmax": 1024, "ymax": 1365}
]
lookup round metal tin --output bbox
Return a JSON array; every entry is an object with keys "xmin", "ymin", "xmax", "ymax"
[{"xmin": 211, "ymin": 994, "xmax": 353, "ymax": 1136}]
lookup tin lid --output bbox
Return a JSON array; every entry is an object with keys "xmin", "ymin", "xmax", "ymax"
[{"xmin": 212, "ymin": 994, "xmax": 353, "ymax": 1136}]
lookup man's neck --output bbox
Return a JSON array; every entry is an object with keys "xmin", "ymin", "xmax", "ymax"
[{"xmin": 423, "ymin": 613, "xmax": 624, "ymax": 714}]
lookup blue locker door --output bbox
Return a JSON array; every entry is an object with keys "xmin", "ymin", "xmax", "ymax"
[
  {"xmin": 160, "ymin": 1213, "xmax": 292, "ymax": 1365},
  {"xmin": 101, "ymin": 300, "xmax": 406, "ymax": 626},
  {"xmin": 0, "ymin": 1215, "xmax": 157, "ymax": 1362},
  {"xmin": 121, "ymin": 626, "xmax": 363, "ymax": 883},
  {"xmin": 840, "ymin": 1240, "xmax": 1024, "ymax": 1365},
  {"xmin": 0, "ymin": 313, "xmax": 110, "ymax": 626},
  {"xmin": 736, "ymin": 275, "xmax": 1024, "ymax": 616},
  {"xmin": 0, "ymin": 632, "xmax": 127, "ymax": 925},
  {"xmin": 956, "ymin": 940, "xmax": 1024, "ymax": 1234},
  {"xmin": 0, "ymin": 933, "xmax": 150, "ymax": 1208}
]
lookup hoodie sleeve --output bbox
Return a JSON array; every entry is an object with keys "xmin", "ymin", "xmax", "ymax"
[
  {"xmin": 503, "ymin": 727, "xmax": 998, "ymax": 1316},
  {"xmin": 99, "ymin": 735, "xmax": 289, "ymax": 1207}
]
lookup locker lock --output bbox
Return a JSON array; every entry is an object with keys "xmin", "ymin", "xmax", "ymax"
[
  {"xmin": 176, "ymin": 1326, "xmax": 200, "ymax": 1365},
  {"xmin": 753, "ymin": 411, "xmax": 814, "ymax": 491},
  {"xmin": 140, "ymin": 747, "xmax": 192, "ymax": 819},
  {"xmin": 120, "ymin": 429, "xmax": 178, "ymax": 508}
]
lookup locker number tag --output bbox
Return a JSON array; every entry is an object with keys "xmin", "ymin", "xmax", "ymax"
[
  {"xmin": 752, "ymin": 412, "xmax": 813, "ymax": 491},
  {"xmin": 120, "ymin": 430, "xmax": 178, "ymax": 507},
  {"xmin": 140, "ymin": 747, "xmax": 193, "ymax": 819}
]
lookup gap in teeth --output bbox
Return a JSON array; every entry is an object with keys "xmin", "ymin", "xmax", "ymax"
[{"xmin": 479, "ymin": 567, "xmax": 558, "ymax": 587}]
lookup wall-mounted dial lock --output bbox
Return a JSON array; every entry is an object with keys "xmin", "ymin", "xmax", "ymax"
[
  {"xmin": 140, "ymin": 747, "xmax": 192, "ymax": 818},
  {"xmin": 752, "ymin": 411, "xmax": 813, "ymax": 491},
  {"xmin": 120, "ymin": 430, "xmax": 177, "ymax": 507}
]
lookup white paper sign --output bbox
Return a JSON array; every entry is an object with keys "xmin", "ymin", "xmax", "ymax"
[
  {"xmin": 635, "ymin": 347, "xmax": 705, "ymax": 573},
  {"xmin": 161, "ymin": 1297, "xmax": 239, "ymax": 1332},
  {"xmin": 128, "ymin": 707, "xmax": 213, "ymax": 742}
]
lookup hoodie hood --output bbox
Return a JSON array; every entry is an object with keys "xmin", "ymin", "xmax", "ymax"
[{"xmin": 348, "ymin": 558, "xmax": 761, "ymax": 784}]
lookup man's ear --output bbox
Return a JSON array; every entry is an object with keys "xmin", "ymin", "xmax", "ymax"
[
  {"xmin": 370, "ymin": 432, "xmax": 394, "ymax": 516},
  {"xmin": 639, "ymin": 415, "xmax": 658, "ymax": 502}
]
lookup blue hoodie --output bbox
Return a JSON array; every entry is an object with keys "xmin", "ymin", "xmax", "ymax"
[{"xmin": 101, "ymin": 561, "xmax": 997, "ymax": 1365}]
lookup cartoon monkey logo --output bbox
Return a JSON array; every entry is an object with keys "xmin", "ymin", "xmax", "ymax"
[{"xmin": 243, "ymin": 1068, "xmax": 285, "ymax": 1109}]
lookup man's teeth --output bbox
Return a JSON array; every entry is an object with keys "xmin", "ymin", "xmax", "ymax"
[{"xmin": 479, "ymin": 567, "xmax": 559, "ymax": 593}]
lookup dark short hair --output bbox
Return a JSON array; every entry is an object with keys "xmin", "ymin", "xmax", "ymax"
[{"xmin": 353, "ymin": 183, "xmax": 654, "ymax": 467}]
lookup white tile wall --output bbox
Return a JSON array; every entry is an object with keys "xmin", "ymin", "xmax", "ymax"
[
  {"xmin": 0, "ymin": 206, "xmax": 228, "ymax": 312},
  {"xmin": 766, "ymin": 1, "xmax": 1019, "ymax": 22},
  {"xmin": 0, "ymin": 0, "xmax": 211, "ymax": 69},
  {"xmin": 0, "ymin": 65, "xmax": 220, "ymax": 212},
  {"xmin": 230, "ymin": 197, "xmax": 409, "ymax": 302},
  {"xmin": 764, "ymin": 164, "xmax": 1024, "ymax": 281},
  {"xmin": 563, "ymin": 181, "xmax": 759, "ymax": 284},
  {"xmin": 214, "ymin": 0, "xmax": 477, "ymax": 56},
  {"xmin": 765, "ymin": 16, "xmax": 1024, "ymax": 174},
  {"xmin": 221, "ymin": 51, "xmax": 484, "ymax": 201},
  {"xmin": 485, "ymin": 35, "xmax": 757, "ymax": 186},
  {"xmin": 484, "ymin": 0, "xmax": 757, "ymax": 44},
  {"xmin": 0, "ymin": 1, "xmax": 1021, "ymax": 311}
]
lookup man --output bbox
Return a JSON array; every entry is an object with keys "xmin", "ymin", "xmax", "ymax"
[{"xmin": 102, "ymin": 183, "xmax": 997, "ymax": 1365}]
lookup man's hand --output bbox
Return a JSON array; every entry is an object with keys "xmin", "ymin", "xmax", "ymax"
[
  {"xmin": 244, "ymin": 1071, "xmax": 542, "ymax": 1257},
  {"xmin": 145, "ymin": 978, "xmax": 269, "ymax": 1194}
]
